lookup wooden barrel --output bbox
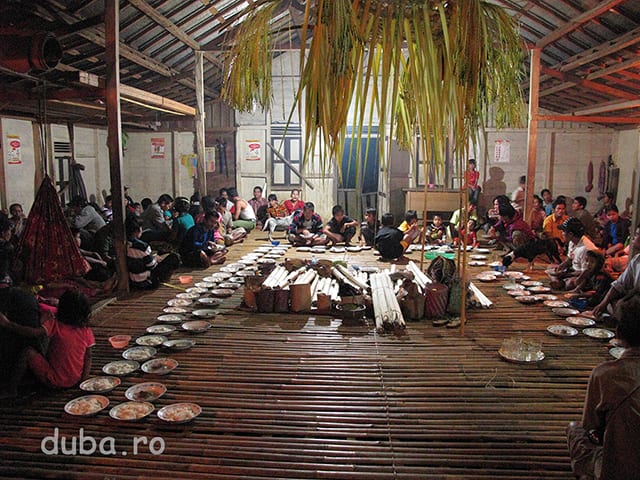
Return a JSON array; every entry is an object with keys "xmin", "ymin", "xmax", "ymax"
[{"xmin": 424, "ymin": 283, "xmax": 448, "ymax": 319}]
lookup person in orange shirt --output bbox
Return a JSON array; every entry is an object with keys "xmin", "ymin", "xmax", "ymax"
[{"xmin": 543, "ymin": 198, "xmax": 569, "ymax": 248}]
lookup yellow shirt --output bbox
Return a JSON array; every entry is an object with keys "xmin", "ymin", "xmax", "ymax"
[{"xmin": 543, "ymin": 214, "xmax": 568, "ymax": 242}]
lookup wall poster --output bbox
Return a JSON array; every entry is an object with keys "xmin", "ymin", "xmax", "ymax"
[
  {"xmin": 245, "ymin": 139, "xmax": 262, "ymax": 161},
  {"xmin": 494, "ymin": 139, "xmax": 510, "ymax": 163},
  {"xmin": 151, "ymin": 137, "xmax": 165, "ymax": 159},
  {"xmin": 6, "ymin": 134, "xmax": 22, "ymax": 165}
]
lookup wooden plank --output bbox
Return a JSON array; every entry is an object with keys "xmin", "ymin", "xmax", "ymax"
[{"xmin": 195, "ymin": 50, "xmax": 207, "ymax": 196}]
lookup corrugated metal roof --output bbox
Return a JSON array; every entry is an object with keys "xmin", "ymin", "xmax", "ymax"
[{"xmin": 0, "ymin": 0, "xmax": 638, "ymax": 128}]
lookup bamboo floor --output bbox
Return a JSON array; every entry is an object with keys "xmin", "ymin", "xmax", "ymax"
[{"xmin": 0, "ymin": 235, "xmax": 609, "ymax": 479}]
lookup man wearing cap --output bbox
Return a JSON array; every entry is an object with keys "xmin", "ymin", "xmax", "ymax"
[{"xmin": 548, "ymin": 217, "xmax": 598, "ymax": 290}]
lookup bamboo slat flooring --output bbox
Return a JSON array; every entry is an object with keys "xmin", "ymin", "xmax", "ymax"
[{"xmin": 0, "ymin": 236, "xmax": 609, "ymax": 479}]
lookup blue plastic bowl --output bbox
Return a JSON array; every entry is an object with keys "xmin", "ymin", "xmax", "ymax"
[{"xmin": 271, "ymin": 240, "xmax": 281, "ymax": 246}]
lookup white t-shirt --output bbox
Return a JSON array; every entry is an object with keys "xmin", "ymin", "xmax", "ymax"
[{"xmin": 568, "ymin": 235, "xmax": 598, "ymax": 272}]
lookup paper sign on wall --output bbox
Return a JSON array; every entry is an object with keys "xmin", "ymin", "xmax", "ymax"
[
  {"xmin": 245, "ymin": 139, "xmax": 261, "ymax": 161},
  {"xmin": 151, "ymin": 137, "xmax": 165, "ymax": 159},
  {"xmin": 6, "ymin": 134, "xmax": 22, "ymax": 165},
  {"xmin": 494, "ymin": 139, "xmax": 510, "ymax": 163}
]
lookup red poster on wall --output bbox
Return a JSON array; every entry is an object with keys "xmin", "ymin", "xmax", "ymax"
[
  {"xmin": 7, "ymin": 134, "xmax": 22, "ymax": 165},
  {"xmin": 151, "ymin": 137, "xmax": 165, "ymax": 159}
]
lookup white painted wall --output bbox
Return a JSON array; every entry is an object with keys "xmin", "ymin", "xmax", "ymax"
[
  {"xmin": 123, "ymin": 131, "xmax": 196, "ymax": 202},
  {"xmin": 614, "ymin": 128, "xmax": 640, "ymax": 222},
  {"xmin": 0, "ymin": 117, "xmax": 37, "ymax": 211}
]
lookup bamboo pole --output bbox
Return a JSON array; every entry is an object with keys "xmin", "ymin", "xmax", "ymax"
[
  {"xmin": 194, "ymin": 50, "xmax": 207, "ymax": 196},
  {"xmin": 524, "ymin": 48, "xmax": 541, "ymax": 225}
]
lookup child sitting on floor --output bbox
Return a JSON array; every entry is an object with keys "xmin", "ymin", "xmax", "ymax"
[
  {"xmin": 398, "ymin": 210, "xmax": 423, "ymax": 245},
  {"xmin": 568, "ymin": 250, "xmax": 613, "ymax": 308},
  {"xmin": 359, "ymin": 207, "xmax": 380, "ymax": 247},
  {"xmin": 454, "ymin": 218, "xmax": 479, "ymax": 248},
  {"xmin": 0, "ymin": 289, "xmax": 94, "ymax": 399},
  {"xmin": 426, "ymin": 215, "xmax": 447, "ymax": 245}
]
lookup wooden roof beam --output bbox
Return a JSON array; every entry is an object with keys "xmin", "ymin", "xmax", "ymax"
[
  {"xmin": 537, "ymin": 114, "xmax": 640, "ymax": 124},
  {"xmin": 540, "ymin": 65, "xmax": 637, "ymax": 100},
  {"xmin": 573, "ymin": 99, "xmax": 640, "ymax": 116},
  {"xmin": 127, "ymin": 0, "xmax": 224, "ymax": 69}
]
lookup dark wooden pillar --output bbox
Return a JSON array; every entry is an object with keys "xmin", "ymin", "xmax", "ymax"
[
  {"xmin": 525, "ymin": 48, "xmax": 541, "ymax": 224},
  {"xmin": 195, "ymin": 50, "xmax": 207, "ymax": 196},
  {"xmin": 105, "ymin": 0, "xmax": 129, "ymax": 293}
]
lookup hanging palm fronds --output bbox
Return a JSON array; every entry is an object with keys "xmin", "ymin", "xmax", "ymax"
[
  {"xmin": 221, "ymin": 0, "xmax": 525, "ymax": 178},
  {"xmin": 15, "ymin": 175, "xmax": 90, "ymax": 284}
]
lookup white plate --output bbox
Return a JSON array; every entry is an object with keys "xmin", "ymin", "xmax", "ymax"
[
  {"xmin": 346, "ymin": 246, "xmax": 362, "ymax": 252},
  {"xmin": 488, "ymin": 261, "xmax": 503, "ymax": 267},
  {"xmin": 122, "ymin": 346, "xmax": 157, "ymax": 362},
  {"xmin": 197, "ymin": 297, "xmax": 223, "ymax": 306},
  {"xmin": 156, "ymin": 314, "xmax": 185, "ymax": 324},
  {"xmin": 109, "ymin": 401, "xmax": 154, "ymax": 421},
  {"xmin": 218, "ymin": 282, "xmax": 241, "ymax": 289},
  {"xmin": 468, "ymin": 261, "xmax": 486, "ymax": 266},
  {"xmin": 204, "ymin": 273, "xmax": 232, "ymax": 282},
  {"xmin": 521, "ymin": 280, "xmax": 543, "ymax": 287},
  {"xmin": 565, "ymin": 316, "xmax": 596, "ymax": 327},
  {"xmin": 191, "ymin": 309, "xmax": 217, "ymax": 318},
  {"xmin": 610, "ymin": 346, "xmax": 625, "ymax": 359},
  {"xmin": 141, "ymin": 358, "xmax": 178, "ymax": 375},
  {"xmin": 552, "ymin": 307, "xmax": 580, "ymax": 317},
  {"xmin": 125, "ymin": 382, "xmax": 167, "ymax": 402},
  {"xmin": 162, "ymin": 307, "xmax": 188, "ymax": 314},
  {"xmin": 102, "ymin": 360, "xmax": 139, "ymax": 376},
  {"xmin": 186, "ymin": 287, "xmax": 208, "ymax": 294},
  {"xmin": 257, "ymin": 258, "xmax": 276, "ymax": 265},
  {"xmin": 470, "ymin": 254, "xmax": 487, "ymax": 260},
  {"xmin": 504, "ymin": 271, "xmax": 524, "ymax": 278},
  {"xmin": 176, "ymin": 292, "xmax": 200, "ymax": 299},
  {"xmin": 296, "ymin": 246, "xmax": 312, "ymax": 252},
  {"xmin": 528, "ymin": 286, "xmax": 552, "ymax": 293},
  {"xmin": 195, "ymin": 282, "xmax": 216, "ymax": 289},
  {"xmin": 507, "ymin": 289, "xmax": 530, "ymax": 296},
  {"xmin": 162, "ymin": 339, "xmax": 196, "ymax": 351},
  {"xmin": 181, "ymin": 320, "xmax": 211, "ymax": 333},
  {"xmin": 475, "ymin": 274, "xmax": 497, "ymax": 282},
  {"xmin": 515, "ymin": 295, "xmax": 540, "ymax": 304},
  {"xmin": 220, "ymin": 265, "xmax": 241, "ymax": 273},
  {"xmin": 474, "ymin": 248, "xmax": 491, "ymax": 253},
  {"xmin": 135, "ymin": 335, "xmax": 167, "ymax": 347},
  {"xmin": 146, "ymin": 325, "xmax": 176, "ymax": 335},
  {"xmin": 210, "ymin": 288, "xmax": 234, "ymax": 297},
  {"xmin": 329, "ymin": 247, "xmax": 346, "ymax": 253},
  {"xmin": 583, "ymin": 328, "xmax": 615, "ymax": 340},
  {"xmin": 65, "ymin": 395, "xmax": 109, "ymax": 416},
  {"xmin": 157, "ymin": 403, "xmax": 202, "ymax": 423},
  {"xmin": 239, "ymin": 259, "xmax": 256, "ymax": 265},
  {"xmin": 503, "ymin": 283, "xmax": 525, "ymax": 290},
  {"xmin": 228, "ymin": 276, "xmax": 245, "ymax": 284},
  {"xmin": 79, "ymin": 376, "xmax": 121, "ymax": 393},
  {"xmin": 536, "ymin": 294, "xmax": 558, "ymax": 301},
  {"xmin": 543, "ymin": 300, "xmax": 570, "ymax": 308},
  {"xmin": 167, "ymin": 298, "xmax": 192, "ymax": 307},
  {"xmin": 498, "ymin": 347, "xmax": 545, "ymax": 363},
  {"xmin": 547, "ymin": 324, "xmax": 579, "ymax": 337}
]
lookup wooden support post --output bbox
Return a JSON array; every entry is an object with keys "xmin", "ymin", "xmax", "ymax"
[
  {"xmin": 525, "ymin": 48, "xmax": 541, "ymax": 224},
  {"xmin": 105, "ymin": 0, "xmax": 129, "ymax": 294},
  {"xmin": 194, "ymin": 50, "xmax": 207, "ymax": 197}
]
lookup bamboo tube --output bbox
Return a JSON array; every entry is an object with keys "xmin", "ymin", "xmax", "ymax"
[{"xmin": 335, "ymin": 264, "xmax": 369, "ymax": 291}]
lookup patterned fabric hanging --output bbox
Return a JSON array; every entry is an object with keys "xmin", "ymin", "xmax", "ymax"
[{"xmin": 15, "ymin": 175, "xmax": 90, "ymax": 284}]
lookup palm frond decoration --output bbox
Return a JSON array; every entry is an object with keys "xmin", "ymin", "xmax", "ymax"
[{"xmin": 221, "ymin": 0, "xmax": 525, "ymax": 181}]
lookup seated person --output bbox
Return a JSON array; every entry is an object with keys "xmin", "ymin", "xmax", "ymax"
[
  {"xmin": 567, "ymin": 250, "xmax": 613, "ymax": 308},
  {"xmin": 529, "ymin": 194, "xmax": 547, "ymax": 236},
  {"xmin": 454, "ymin": 218, "xmax": 480, "ymax": 248},
  {"xmin": 0, "ymin": 290, "xmax": 94, "ymax": 399},
  {"xmin": 218, "ymin": 188, "xmax": 235, "ymax": 211},
  {"xmin": 594, "ymin": 226, "xmax": 640, "ymax": 317},
  {"xmin": 426, "ymin": 215, "xmax": 447, "ymax": 245},
  {"xmin": 126, "ymin": 219, "xmax": 180, "ymax": 289},
  {"xmin": 215, "ymin": 197, "xmax": 247, "ymax": 246},
  {"xmin": 449, "ymin": 203, "xmax": 478, "ymax": 242},
  {"xmin": 605, "ymin": 242, "xmax": 630, "ymax": 274},
  {"xmin": 288, "ymin": 202, "xmax": 329, "ymax": 246},
  {"xmin": 170, "ymin": 197, "xmax": 195, "ymax": 246},
  {"xmin": 484, "ymin": 194, "xmax": 512, "ymax": 233},
  {"xmin": 67, "ymin": 195, "xmax": 106, "ymax": 249},
  {"xmin": 283, "ymin": 188, "xmax": 305, "ymax": 215},
  {"xmin": 566, "ymin": 293, "xmax": 640, "ymax": 480},
  {"xmin": 323, "ymin": 205, "xmax": 358, "ymax": 246},
  {"xmin": 398, "ymin": 210, "xmax": 423, "ymax": 244},
  {"xmin": 489, "ymin": 203, "xmax": 536, "ymax": 250},
  {"xmin": 180, "ymin": 212, "xmax": 226, "ymax": 268},
  {"xmin": 0, "ymin": 287, "xmax": 46, "ymax": 385},
  {"xmin": 262, "ymin": 194, "xmax": 293, "ymax": 241},
  {"xmin": 543, "ymin": 198, "xmax": 569, "ymax": 247},
  {"xmin": 548, "ymin": 218, "xmax": 598, "ymax": 291},
  {"xmin": 600, "ymin": 205, "xmax": 630, "ymax": 257},
  {"xmin": 375, "ymin": 213, "xmax": 420, "ymax": 260},
  {"xmin": 248, "ymin": 186, "xmax": 268, "ymax": 229},
  {"xmin": 571, "ymin": 196, "xmax": 597, "ymax": 241},
  {"xmin": 140, "ymin": 194, "xmax": 173, "ymax": 243},
  {"xmin": 0, "ymin": 218, "xmax": 15, "ymax": 286},
  {"xmin": 70, "ymin": 228, "xmax": 114, "ymax": 285},
  {"xmin": 8, "ymin": 203, "xmax": 27, "ymax": 240},
  {"xmin": 101, "ymin": 195, "xmax": 113, "ymax": 223},
  {"xmin": 359, "ymin": 207, "xmax": 380, "ymax": 247},
  {"xmin": 228, "ymin": 188, "xmax": 257, "ymax": 232}
]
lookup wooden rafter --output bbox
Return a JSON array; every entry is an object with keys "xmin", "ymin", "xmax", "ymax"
[{"xmin": 540, "ymin": 65, "xmax": 637, "ymax": 100}]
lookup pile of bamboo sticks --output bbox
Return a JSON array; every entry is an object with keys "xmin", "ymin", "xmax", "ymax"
[
  {"xmin": 467, "ymin": 282, "xmax": 493, "ymax": 308},
  {"xmin": 370, "ymin": 272, "xmax": 405, "ymax": 332}
]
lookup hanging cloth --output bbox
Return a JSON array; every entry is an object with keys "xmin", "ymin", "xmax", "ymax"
[
  {"xmin": 15, "ymin": 175, "xmax": 90, "ymax": 284},
  {"xmin": 69, "ymin": 162, "xmax": 88, "ymax": 201}
]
